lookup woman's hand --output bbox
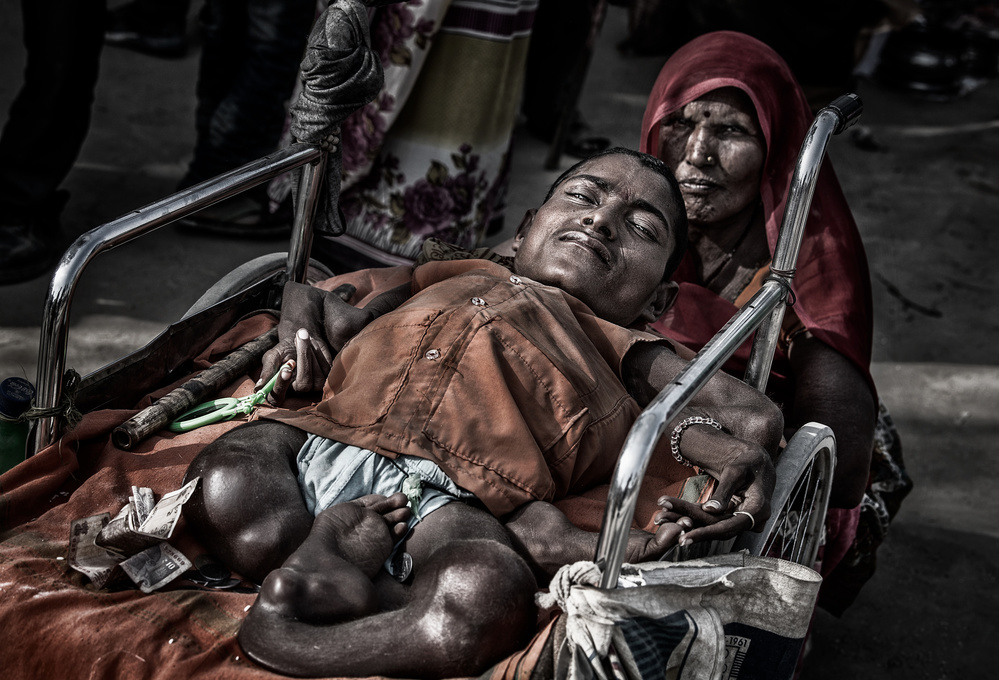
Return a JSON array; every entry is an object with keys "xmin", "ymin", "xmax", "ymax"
[
  {"xmin": 657, "ymin": 409, "xmax": 777, "ymax": 543},
  {"xmin": 652, "ymin": 438, "xmax": 775, "ymax": 546}
]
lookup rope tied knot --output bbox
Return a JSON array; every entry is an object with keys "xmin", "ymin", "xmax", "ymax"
[{"xmin": 1, "ymin": 370, "xmax": 83, "ymax": 432}]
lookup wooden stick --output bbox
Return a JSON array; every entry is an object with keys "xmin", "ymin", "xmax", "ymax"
[{"xmin": 111, "ymin": 328, "xmax": 278, "ymax": 450}]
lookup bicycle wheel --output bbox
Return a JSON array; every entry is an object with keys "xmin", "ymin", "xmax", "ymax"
[{"xmin": 734, "ymin": 422, "xmax": 836, "ymax": 567}]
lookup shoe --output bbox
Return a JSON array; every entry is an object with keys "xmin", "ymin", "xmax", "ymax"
[
  {"xmin": 0, "ymin": 191, "xmax": 67, "ymax": 285},
  {"xmin": 565, "ymin": 114, "xmax": 611, "ymax": 159},
  {"xmin": 0, "ymin": 220, "xmax": 59, "ymax": 285},
  {"xmin": 526, "ymin": 111, "xmax": 611, "ymax": 160},
  {"xmin": 564, "ymin": 133, "xmax": 611, "ymax": 160},
  {"xmin": 105, "ymin": 1, "xmax": 188, "ymax": 59},
  {"xmin": 177, "ymin": 194, "xmax": 293, "ymax": 238},
  {"xmin": 877, "ymin": 20, "xmax": 973, "ymax": 99}
]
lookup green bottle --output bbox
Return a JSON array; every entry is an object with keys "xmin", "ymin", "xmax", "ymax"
[{"xmin": 0, "ymin": 377, "xmax": 35, "ymax": 475}]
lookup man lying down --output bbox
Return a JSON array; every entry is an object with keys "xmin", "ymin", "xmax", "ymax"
[{"xmin": 183, "ymin": 148, "xmax": 783, "ymax": 678}]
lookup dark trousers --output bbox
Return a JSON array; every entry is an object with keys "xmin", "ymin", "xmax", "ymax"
[
  {"xmin": 182, "ymin": 0, "xmax": 316, "ymax": 188},
  {"xmin": 521, "ymin": 0, "xmax": 598, "ymax": 142},
  {"xmin": 0, "ymin": 0, "xmax": 106, "ymax": 220},
  {"xmin": 126, "ymin": 0, "xmax": 191, "ymax": 27}
]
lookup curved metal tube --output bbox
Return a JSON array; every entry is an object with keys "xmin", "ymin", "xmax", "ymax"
[
  {"xmin": 594, "ymin": 281, "xmax": 787, "ymax": 588},
  {"xmin": 744, "ymin": 94, "xmax": 863, "ymax": 390},
  {"xmin": 595, "ymin": 95, "xmax": 863, "ymax": 588},
  {"xmin": 286, "ymin": 149, "xmax": 327, "ymax": 284},
  {"xmin": 34, "ymin": 144, "xmax": 324, "ymax": 453}
]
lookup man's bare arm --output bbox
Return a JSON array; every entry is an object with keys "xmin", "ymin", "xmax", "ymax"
[
  {"xmin": 623, "ymin": 340, "xmax": 784, "ymax": 450},
  {"xmin": 504, "ymin": 501, "xmax": 685, "ymax": 580},
  {"xmin": 503, "ymin": 341, "xmax": 787, "ymax": 576}
]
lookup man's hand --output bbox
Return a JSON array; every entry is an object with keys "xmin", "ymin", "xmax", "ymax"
[
  {"xmin": 260, "ymin": 328, "xmax": 331, "ymax": 404},
  {"xmin": 260, "ymin": 282, "xmax": 371, "ymax": 404},
  {"xmin": 505, "ymin": 500, "xmax": 685, "ymax": 580},
  {"xmin": 623, "ymin": 523, "xmax": 685, "ymax": 564}
]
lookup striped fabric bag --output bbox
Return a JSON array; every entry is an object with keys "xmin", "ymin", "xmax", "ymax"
[{"xmin": 531, "ymin": 553, "xmax": 822, "ymax": 680}]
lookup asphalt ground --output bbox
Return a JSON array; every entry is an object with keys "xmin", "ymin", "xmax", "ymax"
[{"xmin": 1, "ymin": 3, "xmax": 996, "ymax": 677}]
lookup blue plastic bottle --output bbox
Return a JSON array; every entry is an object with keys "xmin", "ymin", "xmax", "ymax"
[{"xmin": 0, "ymin": 377, "xmax": 35, "ymax": 474}]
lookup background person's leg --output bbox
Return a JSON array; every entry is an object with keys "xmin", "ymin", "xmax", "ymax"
[
  {"xmin": 0, "ymin": 0, "xmax": 105, "ymax": 211},
  {"xmin": 182, "ymin": 0, "xmax": 315, "ymax": 187},
  {"xmin": 182, "ymin": 0, "xmax": 247, "ymax": 188},
  {"xmin": 183, "ymin": 420, "xmax": 312, "ymax": 582},
  {"xmin": 0, "ymin": 0, "xmax": 105, "ymax": 283}
]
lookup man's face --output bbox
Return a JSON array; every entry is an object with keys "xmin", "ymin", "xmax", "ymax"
[{"xmin": 512, "ymin": 154, "xmax": 680, "ymax": 327}]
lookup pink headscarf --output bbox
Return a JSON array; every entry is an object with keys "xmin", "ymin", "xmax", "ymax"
[{"xmin": 641, "ymin": 31, "xmax": 874, "ymax": 392}]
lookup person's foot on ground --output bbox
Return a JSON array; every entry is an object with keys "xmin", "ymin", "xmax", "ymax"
[
  {"xmin": 0, "ymin": 192, "xmax": 68, "ymax": 286},
  {"xmin": 176, "ymin": 193, "xmax": 294, "ymax": 238},
  {"xmin": 105, "ymin": 1, "xmax": 188, "ymax": 59},
  {"xmin": 0, "ymin": 219, "xmax": 59, "ymax": 285},
  {"xmin": 526, "ymin": 110, "xmax": 611, "ymax": 160},
  {"xmin": 254, "ymin": 493, "xmax": 412, "ymax": 623}
]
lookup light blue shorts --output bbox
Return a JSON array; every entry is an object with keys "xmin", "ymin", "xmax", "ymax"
[{"xmin": 296, "ymin": 435, "xmax": 475, "ymax": 577}]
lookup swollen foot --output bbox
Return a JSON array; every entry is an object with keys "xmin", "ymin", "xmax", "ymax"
[{"xmin": 255, "ymin": 493, "xmax": 411, "ymax": 623}]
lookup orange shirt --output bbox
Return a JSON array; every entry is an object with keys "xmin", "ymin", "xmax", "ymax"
[{"xmin": 265, "ymin": 259, "xmax": 671, "ymax": 517}]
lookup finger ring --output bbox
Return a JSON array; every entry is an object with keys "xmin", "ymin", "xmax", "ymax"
[{"xmin": 733, "ymin": 510, "xmax": 755, "ymax": 530}]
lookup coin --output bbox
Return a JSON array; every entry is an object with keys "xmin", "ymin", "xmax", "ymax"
[
  {"xmin": 390, "ymin": 551, "xmax": 413, "ymax": 582},
  {"xmin": 194, "ymin": 554, "xmax": 230, "ymax": 582}
]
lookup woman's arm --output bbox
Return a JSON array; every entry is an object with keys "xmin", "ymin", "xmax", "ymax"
[
  {"xmin": 621, "ymin": 341, "xmax": 782, "ymax": 541},
  {"xmin": 786, "ymin": 334, "xmax": 876, "ymax": 508}
]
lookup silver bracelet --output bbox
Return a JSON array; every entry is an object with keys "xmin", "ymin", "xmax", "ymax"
[{"xmin": 670, "ymin": 416, "xmax": 723, "ymax": 467}]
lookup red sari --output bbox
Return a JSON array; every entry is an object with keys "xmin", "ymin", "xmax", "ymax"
[
  {"xmin": 640, "ymin": 30, "xmax": 875, "ymax": 397},
  {"xmin": 641, "ymin": 31, "xmax": 882, "ymax": 611}
]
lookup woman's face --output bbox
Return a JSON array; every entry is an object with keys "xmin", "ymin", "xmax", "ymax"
[{"xmin": 657, "ymin": 88, "xmax": 765, "ymax": 230}]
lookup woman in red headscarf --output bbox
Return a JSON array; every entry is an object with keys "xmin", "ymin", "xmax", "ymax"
[{"xmin": 641, "ymin": 30, "xmax": 910, "ymax": 613}]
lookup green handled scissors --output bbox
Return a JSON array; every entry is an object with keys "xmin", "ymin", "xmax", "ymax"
[{"xmin": 167, "ymin": 360, "xmax": 294, "ymax": 434}]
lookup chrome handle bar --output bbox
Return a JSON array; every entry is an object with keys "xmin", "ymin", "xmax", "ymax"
[{"xmin": 33, "ymin": 143, "xmax": 327, "ymax": 453}]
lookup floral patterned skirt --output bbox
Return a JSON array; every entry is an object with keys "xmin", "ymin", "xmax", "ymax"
[{"xmin": 272, "ymin": 0, "xmax": 537, "ymax": 266}]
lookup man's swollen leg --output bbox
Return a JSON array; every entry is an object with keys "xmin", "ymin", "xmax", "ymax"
[
  {"xmin": 238, "ymin": 501, "xmax": 539, "ymax": 679},
  {"xmin": 256, "ymin": 493, "xmax": 412, "ymax": 624},
  {"xmin": 183, "ymin": 419, "xmax": 313, "ymax": 582}
]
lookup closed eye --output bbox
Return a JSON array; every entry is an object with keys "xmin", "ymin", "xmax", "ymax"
[
  {"xmin": 566, "ymin": 190, "xmax": 596, "ymax": 204},
  {"xmin": 629, "ymin": 219, "xmax": 660, "ymax": 242}
]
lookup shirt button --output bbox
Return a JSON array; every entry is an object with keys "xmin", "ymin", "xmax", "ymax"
[
  {"xmin": 470, "ymin": 297, "xmax": 486, "ymax": 306},
  {"xmin": 425, "ymin": 349, "xmax": 441, "ymax": 360},
  {"xmin": 509, "ymin": 275, "xmax": 522, "ymax": 285}
]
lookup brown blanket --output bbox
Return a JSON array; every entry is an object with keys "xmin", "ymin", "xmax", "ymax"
[
  {"xmin": 0, "ymin": 315, "xmax": 292, "ymax": 679},
  {"xmin": 0, "ymin": 313, "xmax": 697, "ymax": 679}
]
